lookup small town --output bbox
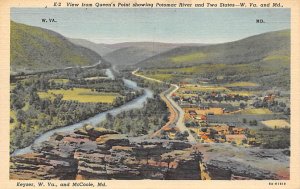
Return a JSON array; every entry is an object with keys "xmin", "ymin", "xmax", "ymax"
[{"xmin": 158, "ymin": 83, "xmax": 290, "ymax": 147}]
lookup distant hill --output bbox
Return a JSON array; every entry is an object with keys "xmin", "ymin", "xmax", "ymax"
[
  {"xmin": 11, "ymin": 21, "xmax": 101, "ymax": 73},
  {"xmin": 69, "ymin": 39, "xmax": 206, "ymax": 66},
  {"xmin": 103, "ymin": 42, "xmax": 181, "ymax": 66},
  {"xmin": 68, "ymin": 38, "xmax": 118, "ymax": 56},
  {"xmin": 138, "ymin": 30, "xmax": 290, "ymax": 68},
  {"xmin": 136, "ymin": 30, "xmax": 290, "ymax": 89}
]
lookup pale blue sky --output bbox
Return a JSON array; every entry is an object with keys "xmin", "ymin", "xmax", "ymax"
[{"xmin": 11, "ymin": 8, "xmax": 290, "ymax": 44}]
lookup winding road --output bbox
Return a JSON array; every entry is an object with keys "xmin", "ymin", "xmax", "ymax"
[{"xmin": 132, "ymin": 69, "xmax": 196, "ymax": 143}]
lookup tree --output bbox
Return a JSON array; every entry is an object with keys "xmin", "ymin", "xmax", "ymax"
[
  {"xmin": 209, "ymin": 129, "xmax": 218, "ymax": 139},
  {"xmin": 240, "ymin": 102, "xmax": 246, "ymax": 109},
  {"xmin": 126, "ymin": 124, "xmax": 131, "ymax": 133},
  {"xmin": 106, "ymin": 113, "xmax": 113, "ymax": 122},
  {"xmin": 16, "ymin": 109, "xmax": 27, "ymax": 124}
]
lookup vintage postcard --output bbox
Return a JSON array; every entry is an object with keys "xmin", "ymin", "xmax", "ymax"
[{"xmin": 1, "ymin": 0, "xmax": 300, "ymax": 188}]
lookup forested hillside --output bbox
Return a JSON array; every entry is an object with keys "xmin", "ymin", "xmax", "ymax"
[
  {"xmin": 137, "ymin": 30, "xmax": 290, "ymax": 89},
  {"xmin": 11, "ymin": 21, "xmax": 101, "ymax": 73}
]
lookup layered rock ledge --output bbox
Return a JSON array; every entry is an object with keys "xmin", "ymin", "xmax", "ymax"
[
  {"xmin": 10, "ymin": 126, "xmax": 200, "ymax": 180},
  {"xmin": 10, "ymin": 125, "xmax": 288, "ymax": 180}
]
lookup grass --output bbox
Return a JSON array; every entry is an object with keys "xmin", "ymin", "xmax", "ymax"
[
  {"xmin": 225, "ymin": 82, "xmax": 259, "ymax": 87},
  {"xmin": 143, "ymin": 55, "xmax": 289, "ymax": 85},
  {"xmin": 227, "ymin": 91, "xmax": 256, "ymax": 96},
  {"xmin": 10, "ymin": 83, "xmax": 16, "ymax": 90},
  {"xmin": 38, "ymin": 88, "xmax": 120, "ymax": 103},
  {"xmin": 263, "ymin": 55, "xmax": 290, "ymax": 62},
  {"xmin": 261, "ymin": 119, "xmax": 290, "ymax": 129},
  {"xmin": 141, "ymin": 73, "xmax": 174, "ymax": 81},
  {"xmin": 175, "ymin": 93, "xmax": 199, "ymax": 98},
  {"xmin": 240, "ymin": 108, "xmax": 273, "ymax": 114},
  {"xmin": 184, "ymin": 107, "xmax": 224, "ymax": 115},
  {"xmin": 170, "ymin": 52, "xmax": 207, "ymax": 63},
  {"xmin": 177, "ymin": 83, "xmax": 258, "ymax": 97},
  {"xmin": 84, "ymin": 76, "xmax": 109, "ymax": 80},
  {"xmin": 10, "ymin": 110, "xmax": 17, "ymax": 129},
  {"xmin": 179, "ymin": 85, "xmax": 230, "ymax": 92},
  {"xmin": 49, "ymin": 79, "xmax": 69, "ymax": 84},
  {"xmin": 153, "ymin": 64, "xmax": 227, "ymax": 74},
  {"xmin": 11, "ymin": 21, "xmax": 97, "ymax": 71},
  {"xmin": 178, "ymin": 86, "xmax": 256, "ymax": 97}
]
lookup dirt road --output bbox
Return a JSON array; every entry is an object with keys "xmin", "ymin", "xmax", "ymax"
[{"xmin": 132, "ymin": 69, "xmax": 196, "ymax": 143}]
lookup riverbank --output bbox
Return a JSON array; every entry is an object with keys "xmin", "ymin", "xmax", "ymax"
[{"xmin": 11, "ymin": 69, "xmax": 153, "ymax": 156}]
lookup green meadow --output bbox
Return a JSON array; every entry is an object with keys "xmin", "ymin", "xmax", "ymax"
[{"xmin": 38, "ymin": 88, "xmax": 120, "ymax": 103}]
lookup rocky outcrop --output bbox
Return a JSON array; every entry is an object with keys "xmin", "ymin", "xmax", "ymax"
[
  {"xmin": 10, "ymin": 153, "xmax": 77, "ymax": 180},
  {"xmin": 206, "ymin": 159, "xmax": 277, "ymax": 180},
  {"xmin": 10, "ymin": 126, "xmax": 288, "ymax": 180},
  {"xmin": 200, "ymin": 143, "xmax": 289, "ymax": 180},
  {"xmin": 10, "ymin": 126, "xmax": 201, "ymax": 180}
]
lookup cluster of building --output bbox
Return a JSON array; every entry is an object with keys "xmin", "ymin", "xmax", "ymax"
[
  {"xmin": 263, "ymin": 94, "xmax": 276, "ymax": 103},
  {"xmin": 191, "ymin": 124, "xmax": 257, "ymax": 145},
  {"xmin": 182, "ymin": 104, "xmax": 258, "ymax": 146},
  {"xmin": 168, "ymin": 84, "xmax": 263, "ymax": 145}
]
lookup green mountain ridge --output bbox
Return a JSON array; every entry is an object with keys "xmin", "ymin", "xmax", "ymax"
[
  {"xmin": 138, "ymin": 29, "xmax": 290, "ymax": 68},
  {"xmin": 103, "ymin": 42, "xmax": 207, "ymax": 66},
  {"xmin": 136, "ymin": 29, "xmax": 290, "ymax": 89},
  {"xmin": 11, "ymin": 21, "xmax": 101, "ymax": 73},
  {"xmin": 67, "ymin": 38, "xmax": 118, "ymax": 56},
  {"xmin": 69, "ymin": 38, "xmax": 207, "ymax": 66}
]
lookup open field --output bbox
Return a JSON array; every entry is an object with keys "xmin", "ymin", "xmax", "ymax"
[
  {"xmin": 49, "ymin": 79, "xmax": 69, "ymax": 84},
  {"xmin": 184, "ymin": 107, "xmax": 224, "ymax": 116},
  {"xmin": 178, "ymin": 83, "xmax": 260, "ymax": 96},
  {"xmin": 263, "ymin": 55, "xmax": 290, "ymax": 62},
  {"xmin": 138, "ymin": 72, "xmax": 174, "ymax": 81},
  {"xmin": 10, "ymin": 83, "xmax": 16, "ymax": 90},
  {"xmin": 225, "ymin": 82, "xmax": 259, "ymax": 87},
  {"xmin": 261, "ymin": 119, "xmax": 290, "ymax": 129},
  {"xmin": 227, "ymin": 91, "xmax": 256, "ymax": 96},
  {"xmin": 10, "ymin": 110, "xmax": 17, "ymax": 129},
  {"xmin": 240, "ymin": 108, "xmax": 273, "ymax": 115},
  {"xmin": 84, "ymin": 76, "xmax": 109, "ymax": 80},
  {"xmin": 179, "ymin": 85, "xmax": 230, "ymax": 93},
  {"xmin": 170, "ymin": 52, "xmax": 207, "ymax": 64},
  {"xmin": 38, "ymin": 88, "xmax": 120, "ymax": 103},
  {"xmin": 175, "ymin": 93, "xmax": 199, "ymax": 98}
]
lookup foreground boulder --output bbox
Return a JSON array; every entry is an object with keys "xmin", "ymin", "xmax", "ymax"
[
  {"xmin": 10, "ymin": 126, "xmax": 288, "ymax": 180},
  {"xmin": 10, "ymin": 126, "xmax": 202, "ymax": 180}
]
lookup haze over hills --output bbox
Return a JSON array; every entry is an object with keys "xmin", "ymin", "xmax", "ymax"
[
  {"xmin": 69, "ymin": 39, "xmax": 206, "ymax": 66},
  {"xmin": 10, "ymin": 20, "xmax": 290, "ymax": 89},
  {"xmin": 136, "ymin": 29, "xmax": 290, "ymax": 89},
  {"xmin": 137, "ymin": 29, "xmax": 290, "ymax": 68},
  {"xmin": 68, "ymin": 38, "xmax": 118, "ymax": 56},
  {"xmin": 11, "ymin": 21, "xmax": 101, "ymax": 73},
  {"xmin": 103, "ymin": 42, "xmax": 180, "ymax": 66}
]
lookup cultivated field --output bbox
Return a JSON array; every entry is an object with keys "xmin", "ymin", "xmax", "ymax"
[
  {"xmin": 170, "ymin": 52, "xmax": 207, "ymax": 63},
  {"xmin": 179, "ymin": 85, "xmax": 230, "ymax": 93},
  {"xmin": 225, "ymin": 82, "xmax": 259, "ymax": 87},
  {"xmin": 84, "ymin": 76, "xmax": 109, "ymax": 80},
  {"xmin": 49, "ymin": 79, "xmax": 69, "ymax": 84},
  {"xmin": 184, "ymin": 107, "xmax": 224, "ymax": 116},
  {"xmin": 138, "ymin": 72, "xmax": 174, "ymax": 81},
  {"xmin": 240, "ymin": 108, "xmax": 273, "ymax": 115},
  {"xmin": 38, "ymin": 88, "xmax": 120, "ymax": 103},
  {"xmin": 261, "ymin": 119, "xmax": 290, "ymax": 129}
]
